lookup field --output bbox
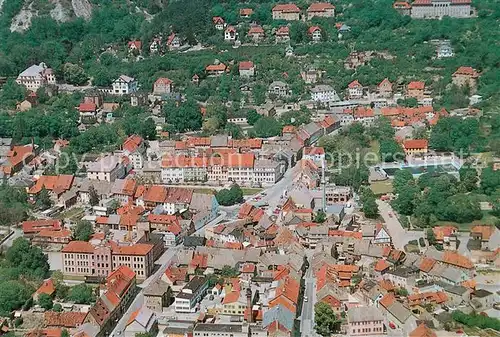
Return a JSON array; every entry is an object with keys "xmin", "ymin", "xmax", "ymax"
[
  {"xmin": 434, "ymin": 212, "xmax": 499, "ymax": 231},
  {"xmin": 370, "ymin": 180, "xmax": 394, "ymax": 195},
  {"xmin": 56, "ymin": 207, "xmax": 85, "ymax": 222}
]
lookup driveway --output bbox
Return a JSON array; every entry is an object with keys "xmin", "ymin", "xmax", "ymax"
[{"xmin": 377, "ymin": 200, "xmax": 424, "ymax": 250}]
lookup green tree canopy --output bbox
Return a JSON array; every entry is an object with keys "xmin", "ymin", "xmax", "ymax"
[{"xmin": 72, "ymin": 221, "xmax": 94, "ymax": 241}]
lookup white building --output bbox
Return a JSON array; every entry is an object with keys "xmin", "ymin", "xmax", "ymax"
[
  {"xmin": 437, "ymin": 42, "xmax": 454, "ymax": 58},
  {"xmin": 224, "ymin": 26, "xmax": 237, "ymax": 42},
  {"xmin": 253, "ymin": 159, "xmax": 283, "ymax": 186},
  {"xmin": 86, "ymin": 156, "xmax": 126, "ymax": 182},
  {"xmin": 311, "ymin": 84, "xmax": 340, "ymax": 103},
  {"xmin": 112, "ymin": 75, "xmax": 138, "ymax": 95},
  {"xmin": 411, "ymin": 0, "xmax": 472, "ymax": 18},
  {"xmin": 174, "ymin": 276, "xmax": 208, "ymax": 313},
  {"xmin": 16, "ymin": 62, "xmax": 56, "ymax": 91}
]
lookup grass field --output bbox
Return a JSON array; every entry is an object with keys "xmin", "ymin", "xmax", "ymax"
[
  {"xmin": 370, "ymin": 180, "xmax": 393, "ymax": 195},
  {"xmin": 241, "ymin": 187, "xmax": 263, "ymax": 195},
  {"xmin": 194, "ymin": 187, "xmax": 216, "ymax": 194},
  {"xmin": 57, "ymin": 207, "xmax": 85, "ymax": 221},
  {"xmin": 434, "ymin": 212, "xmax": 499, "ymax": 231}
]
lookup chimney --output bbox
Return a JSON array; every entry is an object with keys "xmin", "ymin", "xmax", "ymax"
[{"xmin": 246, "ymin": 287, "xmax": 253, "ymax": 323}]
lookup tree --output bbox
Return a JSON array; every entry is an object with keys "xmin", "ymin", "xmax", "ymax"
[
  {"xmin": 314, "ymin": 211, "xmax": 326, "ymax": 223},
  {"xmin": 395, "ymin": 287, "xmax": 409, "ymax": 296},
  {"xmin": 35, "ymin": 187, "xmax": 53, "ymax": 210},
  {"xmin": 216, "ymin": 184, "xmax": 244, "ymax": 206},
  {"xmin": 314, "ymin": 302, "xmax": 340, "ymax": 336},
  {"xmin": 426, "ymin": 228, "xmax": 437, "ymax": 246},
  {"xmin": 361, "ymin": 188, "xmax": 379, "ymax": 218},
  {"xmin": 246, "ymin": 109, "xmax": 261, "ymax": 126},
  {"xmin": 140, "ymin": 118, "xmax": 157, "ymax": 140},
  {"xmin": 53, "ymin": 303, "xmax": 63, "ymax": 312},
  {"xmin": 459, "ymin": 166, "xmax": 478, "ymax": 192},
  {"xmin": 220, "ymin": 265, "xmax": 239, "ymax": 277},
  {"xmin": 0, "ymin": 281, "xmax": 33, "ymax": 316},
  {"xmin": 225, "ymin": 123, "xmax": 244, "ymax": 139},
  {"xmin": 88, "ymin": 185, "xmax": 99, "ymax": 206},
  {"xmin": 253, "ymin": 116, "xmax": 281, "ymax": 138},
  {"xmin": 68, "ymin": 284, "xmax": 95, "ymax": 304},
  {"xmin": 393, "ymin": 184, "xmax": 419, "ymax": 215},
  {"xmin": 0, "ymin": 79, "xmax": 26, "ymax": 108},
  {"xmin": 72, "ymin": 221, "xmax": 94, "ymax": 241},
  {"xmin": 37, "ymin": 293, "xmax": 53, "ymax": 310},
  {"xmin": 62, "ymin": 63, "xmax": 89, "ymax": 86},
  {"xmin": 164, "ymin": 99, "xmax": 202, "ymax": 132},
  {"xmin": 379, "ymin": 139, "xmax": 404, "ymax": 162},
  {"xmin": 393, "ymin": 170, "xmax": 415, "ymax": 194},
  {"xmin": 480, "ymin": 167, "xmax": 500, "ymax": 195},
  {"xmin": 6, "ymin": 238, "xmax": 49, "ymax": 280},
  {"xmin": 61, "ymin": 330, "xmax": 70, "ymax": 337}
]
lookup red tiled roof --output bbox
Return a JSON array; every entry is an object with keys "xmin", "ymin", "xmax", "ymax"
[
  {"xmin": 307, "ymin": 2, "xmax": 335, "ymax": 12},
  {"xmin": 113, "ymin": 243, "xmax": 153, "ymax": 256},
  {"xmin": 419, "ymin": 257, "xmax": 437, "ymax": 273},
  {"xmin": 61, "ymin": 241, "xmax": 94, "ymax": 254},
  {"xmin": 380, "ymin": 293, "xmax": 396, "ymax": 308},
  {"xmin": 240, "ymin": 8, "xmax": 253, "ymax": 16},
  {"xmin": 432, "ymin": 225, "xmax": 457, "ymax": 241},
  {"xmin": 248, "ymin": 25, "xmax": 264, "ymax": 35},
  {"xmin": 272, "ymin": 4, "xmax": 301, "ymax": 12},
  {"xmin": 128, "ymin": 40, "xmax": 142, "ymax": 49},
  {"xmin": 23, "ymin": 219, "xmax": 62, "ymax": 234},
  {"xmin": 28, "ymin": 175, "xmax": 74, "ymax": 194},
  {"xmin": 44, "ymin": 312, "xmax": 86, "ymax": 328},
  {"xmin": 212, "ymin": 16, "xmax": 225, "ymax": 24},
  {"xmin": 36, "ymin": 279, "xmax": 55, "ymax": 296},
  {"xmin": 154, "ymin": 77, "xmax": 172, "ymax": 86},
  {"xmin": 409, "ymin": 324, "xmax": 437, "ymax": 337},
  {"xmin": 37, "ymin": 229, "xmax": 72, "ymax": 239},
  {"xmin": 443, "ymin": 251, "xmax": 473, "ymax": 269},
  {"xmin": 471, "ymin": 225, "xmax": 495, "ymax": 240},
  {"xmin": 123, "ymin": 135, "xmax": 143, "ymax": 153},
  {"xmin": 408, "ymin": 81, "xmax": 425, "ymax": 90},
  {"xmin": 239, "ymin": 61, "xmax": 255, "ymax": 70},
  {"xmin": 276, "ymin": 26, "xmax": 290, "ymax": 35},
  {"xmin": 78, "ymin": 102, "xmax": 97, "ymax": 112},
  {"xmin": 374, "ymin": 259, "xmax": 390, "ymax": 272},
  {"xmin": 206, "ymin": 63, "xmax": 227, "ymax": 72},
  {"xmin": 307, "ymin": 26, "xmax": 321, "ymax": 34},
  {"xmin": 403, "ymin": 139, "xmax": 428, "ymax": 149},
  {"xmin": 304, "ymin": 146, "xmax": 325, "ymax": 155},
  {"xmin": 222, "ymin": 291, "xmax": 240, "ymax": 304},
  {"xmin": 348, "ymin": 80, "xmax": 362, "ymax": 88},
  {"xmin": 26, "ymin": 328, "xmax": 62, "ymax": 337}
]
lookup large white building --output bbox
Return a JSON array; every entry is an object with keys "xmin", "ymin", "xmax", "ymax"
[
  {"xmin": 86, "ymin": 155, "xmax": 126, "ymax": 182},
  {"xmin": 112, "ymin": 75, "xmax": 138, "ymax": 95},
  {"xmin": 411, "ymin": 0, "xmax": 472, "ymax": 18},
  {"xmin": 311, "ymin": 84, "xmax": 340, "ymax": 103},
  {"xmin": 16, "ymin": 62, "xmax": 56, "ymax": 91}
]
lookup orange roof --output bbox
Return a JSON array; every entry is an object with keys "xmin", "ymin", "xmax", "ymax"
[
  {"xmin": 282, "ymin": 125, "xmax": 296, "ymax": 133},
  {"xmin": 229, "ymin": 138, "xmax": 262, "ymax": 149},
  {"xmin": 248, "ymin": 25, "xmax": 264, "ymax": 35},
  {"xmin": 79, "ymin": 102, "xmax": 96, "ymax": 112},
  {"xmin": 36, "ymin": 279, "xmax": 55, "ymax": 296},
  {"xmin": 240, "ymin": 8, "xmax": 253, "ymax": 15},
  {"xmin": 307, "ymin": 2, "xmax": 335, "ymax": 12},
  {"xmin": 127, "ymin": 309, "xmax": 140, "ymax": 325},
  {"xmin": 147, "ymin": 214, "xmax": 180, "ymax": 225},
  {"xmin": 320, "ymin": 294, "xmax": 341, "ymax": 309},
  {"xmin": 61, "ymin": 241, "xmax": 94, "ymax": 253},
  {"xmin": 113, "ymin": 243, "xmax": 153, "ymax": 256},
  {"xmin": 128, "ymin": 40, "xmax": 142, "ymax": 49},
  {"xmin": 353, "ymin": 106, "xmax": 374, "ymax": 118},
  {"xmin": 394, "ymin": 1, "xmax": 411, "ymax": 8},
  {"xmin": 419, "ymin": 257, "xmax": 436, "ymax": 273},
  {"xmin": 222, "ymin": 291, "xmax": 240, "ymax": 304},
  {"xmin": 37, "ymin": 229, "xmax": 72, "ymax": 239},
  {"xmin": 461, "ymin": 279, "xmax": 476, "ymax": 289},
  {"xmin": 453, "ymin": 66, "xmax": 478, "ymax": 78},
  {"xmin": 379, "ymin": 279, "xmax": 395, "ymax": 292},
  {"xmin": 26, "ymin": 328, "xmax": 62, "ymax": 337},
  {"xmin": 409, "ymin": 324, "xmax": 437, "ymax": 337},
  {"xmin": 432, "ymin": 225, "xmax": 457, "ymax": 241},
  {"xmin": 403, "ymin": 139, "xmax": 428, "ymax": 150},
  {"xmin": 212, "ymin": 16, "xmax": 224, "ymax": 24},
  {"xmin": 143, "ymin": 185, "xmax": 168, "ymax": 203},
  {"xmin": 319, "ymin": 115, "xmax": 336, "ymax": 128},
  {"xmin": 269, "ymin": 295, "xmax": 297, "ymax": 314},
  {"xmin": 123, "ymin": 135, "xmax": 143, "ymax": 153},
  {"xmin": 28, "ymin": 175, "xmax": 74, "ymax": 194},
  {"xmin": 241, "ymin": 263, "xmax": 256, "ymax": 273},
  {"xmin": 308, "ymin": 26, "xmax": 321, "ymax": 34},
  {"xmin": 272, "ymin": 3, "xmax": 301, "ymax": 12},
  {"xmin": 304, "ymin": 146, "xmax": 325, "ymax": 156},
  {"xmin": 443, "ymin": 251, "xmax": 473, "ymax": 269},
  {"xmin": 275, "ymin": 276, "xmax": 300, "ymax": 304},
  {"xmin": 226, "ymin": 153, "xmax": 255, "ymax": 168},
  {"xmin": 374, "ymin": 259, "xmax": 390, "ymax": 272},
  {"xmin": 378, "ymin": 78, "xmax": 392, "ymax": 88},
  {"xmin": 471, "ymin": 225, "xmax": 495, "ymax": 240},
  {"xmin": 154, "ymin": 77, "xmax": 172, "ymax": 86},
  {"xmin": 379, "ymin": 293, "xmax": 396, "ymax": 308},
  {"xmin": 206, "ymin": 63, "xmax": 227, "ymax": 72},
  {"xmin": 164, "ymin": 266, "xmax": 188, "ymax": 284},
  {"xmin": 408, "ymin": 81, "xmax": 425, "ymax": 90}
]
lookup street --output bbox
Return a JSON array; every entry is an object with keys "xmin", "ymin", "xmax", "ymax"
[
  {"xmin": 0, "ymin": 227, "xmax": 22, "ymax": 249},
  {"xmin": 376, "ymin": 200, "xmax": 424, "ymax": 250},
  {"xmin": 300, "ymin": 261, "xmax": 319, "ymax": 337},
  {"xmin": 249, "ymin": 167, "xmax": 295, "ymax": 213}
]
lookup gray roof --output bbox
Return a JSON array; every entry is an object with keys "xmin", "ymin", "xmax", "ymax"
[
  {"xmin": 303, "ymin": 121, "xmax": 321, "ymax": 135},
  {"xmin": 87, "ymin": 156, "xmax": 121, "ymax": 173},
  {"xmin": 143, "ymin": 279, "xmax": 169, "ymax": 296},
  {"xmin": 127, "ymin": 306, "xmax": 155, "ymax": 330},
  {"xmin": 444, "ymin": 285, "xmax": 468, "ymax": 296},
  {"xmin": 76, "ymin": 178, "xmax": 112, "ymax": 195},
  {"xmin": 194, "ymin": 324, "xmax": 243, "ymax": 333},
  {"xmin": 117, "ymin": 75, "xmax": 135, "ymax": 83},
  {"xmin": 268, "ymin": 81, "xmax": 288, "ymax": 89},
  {"xmin": 262, "ymin": 304, "xmax": 294, "ymax": 331},
  {"xmin": 254, "ymin": 159, "xmax": 280, "ymax": 169},
  {"xmin": 311, "ymin": 84, "xmax": 335, "ymax": 93},
  {"xmin": 210, "ymin": 135, "xmax": 228, "ymax": 147},
  {"xmin": 387, "ymin": 301, "xmax": 411, "ymax": 323},
  {"xmin": 18, "ymin": 63, "xmax": 47, "ymax": 78},
  {"xmin": 348, "ymin": 306, "xmax": 384, "ymax": 322},
  {"xmin": 440, "ymin": 266, "xmax": 464, "ymax": 282},
  {"xmin": 190, "ymin": 192, "xmax": 214, "ymax": 212},
  {"xmin": 473, "ymin": 289, "xmax": 493, "ymax": 298}
]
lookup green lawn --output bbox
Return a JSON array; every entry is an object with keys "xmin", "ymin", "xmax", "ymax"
[
  {"xmin": 241, "ymin": 187, "xmax": 263, "ymax": 196},
  {"xmin": 434, "ymin": 212, "xmax": 499, "ymax": 231},
  {"xmin": 370, "ymin": 180, "xmax": 394, "ymax": 195},
  {"xmin": 57, "ymin": 207, "xmax": 85, "ymax": 221},
  {"xmin": 193, "ymin": 187, "xmax": 216, "ymax": 194}
]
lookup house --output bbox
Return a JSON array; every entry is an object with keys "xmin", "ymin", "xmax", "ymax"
[
  {"xmin": 17, "ymin": 99, "xmax": 33, "ymax": 112},
  {"xmin": 275, "ymin": 26, "xmax": 290, "ymax": 43},
  {"xmin": 348, "ymin": 80, "xmax": 363, "ymax": 99},
  {"xmin": 436, "ymin": 41, "xmax": 454, "ymax": 58},
  {"xmin": 143, "ymin": 279, "xmax": 170, "ymax": 312},
  {"xmin": 32, "ymin": 229, "xmax": 72, "ymax": 246},
  {"xmin": 409, "ymin": 324, "xmax": 436, "ymax": 337},
  {"xmin": 239, "ymin": 61, "xmax": 255, "ymax": 78},
  {"xmin": 383, "ymin": 267, "xmax": 418, "ymax": 289},
  {"xmin": 212, "ymin": 16, "xmax": 225, "ymax": 30},
  {"xmin": 378, "ymin": 78, "xmax": 393, "ymax": 98},
  {"xmin": 222, "ymin": 291, "xmax": 248, "ymax": 316},
  {"xmin": 248, "ymin": 25, "xmax": 265, "ymax": 42},
  {"xmin": 192, "ymin": 74, "xmax": 200, "ymax": 85},
  {"xmin": 128, "ymin": 40, "xmax": 142, "ymax": 53},
  {"xmin": 272, "ymin": 4, "xmax": 301, "ymax": 20},
  {"xmin": 308, "ymin": 26, "xmax": 322, "ymax": 42},
  {"xmin": 311, "ymin": 84, "xmax": 339, "ymax": 104},
  {"xmin": 166, "ymin": 33, "xmax": 180, "ymax": 50},
  {"xmin": 111, "ymin": 178, "xmax": 137, "ymax": 205},
  {"xmin": 174, "ymin": 276, "xmax": 208, "ymax": 313},
  {"xmin": 262, "ymin": 304, "xmax": 294, "ymax": 336},
  {"xmin": 225, "ymin": 26, "xmax": 237, "ymax": 42},
  {"xmin": 23, "ymin": 219, "xmax": 62, "ymax": 237},
  {"xmin": 16, "ymin": 62, "xmax": 56, "ymax": 91},
  {"xmin": 347, "ymin": 306, "xmax": 385, "ymax": 336},
  {"xmin": 153, "ymin": 77, "xmax": 173, "ymax": 95},
  {"xmin": 303, "ymin": 147, "xmax": 325, "ymax": 166},
  {"xmin": 206, "ymin": 63, "xmax": 227, "ymax": 76},
  {"xmin": 28, "ymin": 174, "xmax": 74, "ymax": 201},
  {"xmin": 307, "ymin": 3, "xmax": 335, "ymax": 19},
  {"xmin": 44, "ymin": 312, "xmax": 86, "ymax": 329},
  {"xmin": 403, "ymin": 139, "xmax": 428, "ymax": 156},
  {"xmin": 407, "ymin": 81, "xmax": 425, "ymax": 99},
  {"xmin": 240, "ymin": 8, "xmax": 253, "ymax": 18},
  {"xmin": 78, "ymin": 102, "xmax": 97, "ymax": 119},
  {"xmin": 112, "ymin": 75, "xmax": 138, "ymax": 95},
  {"xmin": 124, "ymin": 306, "xmax": 158, "ymax": 337},
  {"xmin": 33, "ymin": 279, "xmax": 55, "ymax": 301},
  {"xmin": 393, "ymin": 1, "xmax": 412, "ymax": 15},
  {"xmin": 87, "ymin": 155, "xmax": 126, "ymax": 182},
  {"xmin": 452, "ymin": 66, "xmax": 479, "ymax": 91},
  {"xmin": 149, "ymin": 38, "xmax": 162, "ymax": 53},
  {"xmin": 410, "ymin": 0, "xmax": 472, "ymax": 19},
  {"xmin": 193, "ymin": 324, "xmax": 250, "ymax": 337},
  {"xmin": 268, "ymin": 81, "xmax": 291, "ymax": 98},
  {"xmin": 470, "ymin": 225, "xmax": 500, "ymax": 251},
  {"xmin": 372, "ymin": 224, "xmax": 391, "ymax": 245}
]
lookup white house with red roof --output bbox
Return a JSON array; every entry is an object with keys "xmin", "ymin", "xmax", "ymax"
[
  {"xmin": 308, "ymin": 26, "xmax": 322, "ymax": 42},
  {"xmin": 212, "ymin": 16, "xmax": 225, "ymax": 30},
  {"xmin": 153, "ymin": 77, "xmax": 173, "ymax": 95},
  {"xmin": 239, "ymin": 61, "xmax": 255, "ymax": 78},
  {"xmin": 378, "ymin": 78, "xmax": 393, "ymax": 98},
  {"xmin": 303, "ymin": 147, "xmax": 325, "ymax": 166},
  {"xmin": 128, "ymin": 40, "xmax": 142, "ymax": 53},
  {"xmin": 347, "ymin": 80, "xmax": 363, "ymax": 99},
  {"xmin": 122, "ymin": 135, "xmax": 145, "ymax": 169},
  {"xmin": 275, "ymin": 26, "xmax": 290, "ymax": 43},
  {"xmin": 149, "ymin": 38, "xmax": 162, "ymax": 54},
  {"xmin": 248, "ymin": 25, "xmax": 265, "ymax": 42},
  {"xmin": 224, "ymin": 25, "xmax": 237, "ymax": 42},
  {"xmin": 166, "ymin": 33, "xmax": 180, "ymax": 50}
]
